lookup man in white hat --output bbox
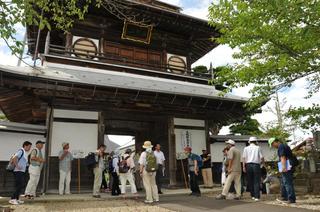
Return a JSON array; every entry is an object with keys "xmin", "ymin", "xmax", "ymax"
[
  {"xmin": 58, "ymin": 142, "xmax": 73, "ymax": 195},
  {"xmin": 139, "ymin": 141, "xmax": 159, "ymax": 204},
  {"xmin": 242, "ymin": 137, "xmax": 264, "ymax": 201},
  {"xmin": 216, "ymin": 140, "xmax": 242, "ymax": 200}
]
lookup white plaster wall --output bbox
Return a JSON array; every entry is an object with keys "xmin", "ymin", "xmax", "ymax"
[
  {"xmin": 173, "ymin": 118, "xmax": 205, "ymax": 127},
  {"xmin": 50, "ymin": 122, "xmax": 98, "ymax": 157},
  {"xmin": 0, "ymin": 132, "xmax": 45, "ymax": 161}
]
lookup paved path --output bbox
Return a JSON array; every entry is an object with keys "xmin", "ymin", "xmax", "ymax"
[{"xmin": 158, "ymin": 195, "xmax": 312, "ymax": 212}]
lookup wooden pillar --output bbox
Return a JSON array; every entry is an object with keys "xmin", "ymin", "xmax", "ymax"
[
  {"xmin": 168, "ymin": 116, "xmax": 177, "ymax": 187},
  {"xmin": 205, "ymin": 119, "xmax": 211, "ymax": 153},
  {"xmin": 98, "ymin": 112, "xmax": 105, "ymax": 146},
  {"xmin": 42, "ymin": 106, "xmax": 53, "ymax": 194}
]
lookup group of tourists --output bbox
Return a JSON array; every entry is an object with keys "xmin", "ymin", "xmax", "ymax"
[
  {"xmin": 184, "ymin": 137, "xmax": 297, "ymax": 204},
  {"xmin": 7, "ymin": 140, "xmax": 166, "ymax": 205},
  {"xmin": 7, "ymin": 136, "xmax": 297, "ymax": 205}
]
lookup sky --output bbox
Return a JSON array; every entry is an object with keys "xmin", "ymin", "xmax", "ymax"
[{"xmin": 0, "ymin": 0, "xmax": 318, "ymax": 141}]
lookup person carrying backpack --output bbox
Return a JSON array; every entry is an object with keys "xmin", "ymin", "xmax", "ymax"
[
  {"xmin": 9, "ymin": 141, "xmax": 32, "ymax": 205},
  {"xmin": 110, "ymin": 150, "xmax": 121, "ymax": 196},
  {"xmin": 119, "ymin": 149, "xmax": 137, "ymax": 197},
  {"xmin": 139, "ymin": 141, "xmax": 159, "ymax": 204},
  {"xmin": 184, "ymin": 146, "xmax": 201, "ymax": 197},
  {"xmin": 269, "ymin": 137, "xmax": 297, "ymax": 204}
]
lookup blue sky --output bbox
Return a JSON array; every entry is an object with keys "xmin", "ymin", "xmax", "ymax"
[{"xmin": 0, "ymin": 0, "xmax": 318, "ymax": 140}]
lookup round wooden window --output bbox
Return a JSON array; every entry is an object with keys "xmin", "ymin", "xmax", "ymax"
[
  {"xmin": 168, "ymin": 56, "xmax": 186, "ymax": 74},
  {"xmin": 73, "ymin": 38, "xmax": 98, "ymax": 59}
]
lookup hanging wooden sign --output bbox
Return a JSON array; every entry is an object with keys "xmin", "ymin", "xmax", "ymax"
[{"xmin": 121, "ymin": 20, "xmax": 153, "ymax": 44}]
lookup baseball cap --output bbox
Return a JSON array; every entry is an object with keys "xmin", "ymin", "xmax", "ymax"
[
  {"xmin": 248, "ymin": 137, "xmax": 258, "ymax": 143},
  {"xmin": 268, "ymin": 137, "xmax": 277, "ymax": 147}
]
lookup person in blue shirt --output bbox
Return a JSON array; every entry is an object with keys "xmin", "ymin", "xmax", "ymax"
[
  {"xmin": 9, "ymin": 141, "xmax": 32, "ymax": 205},
  {"xmin": 269, "ymin": 137, "xmax": 296, "ymax": 204},
  {"xmin": 184, "ymin": 146, "xmax": 201, "ymax": 197}
]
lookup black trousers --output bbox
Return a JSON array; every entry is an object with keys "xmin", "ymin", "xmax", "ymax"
[
  {"xmin": 111, "ymin": 172, "xmax": 121, "ymax": 195},
  {"xmin": 189, "ymin": 171, "xmax": 201, "ymax": 194},
  {"xmin": 12, "ymin": 171, "xmax": 25, "ymax": 200},
  {"xmin": 246, "ymin": 163, "xmax": 261, "ymax": 199},
  {"xmin": 156, "ymin": 165, "xmax": 163, "ymax": 192}
]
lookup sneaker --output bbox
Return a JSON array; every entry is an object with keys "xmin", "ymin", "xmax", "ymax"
[
  {"xmin": 252, "ymin": 197, "xmax": 255, "ymax": 200},
  {"xmin": 9, "ymin": 199, "xmax": 19, "ymax": 205},
  {"xmin": 158, "ymin": 191, "xmax": 163, "ymax": 194},
  {"xmin": 254, "ymin": 198, "xmax": 259, "ymax": 202},
  {"xmin": 93, "ymin": 195, "xmax": 101, "ymax": 198},
  {"xmin": 144, "ymin": 200, "xmax": 153, "ymax": 204},
  {"xmin": 17, "ymin": 200, "xmax": 24, "ymax": 204},
  {"xmin": 216, "ymin": 194, "xmax": 226, "ymax": 200}
]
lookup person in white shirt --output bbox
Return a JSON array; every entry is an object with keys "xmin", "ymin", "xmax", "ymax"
[
  {"xmin": 154, "ymin": 143, "xmax": 165, "ymax": 194},
  {"xmin": 111, "ymin": 150, "xmax": 121, "ymax": 196},
  {"xmin": 119, "ymin": 149, "xmax": 137, "ymax": 196},
  {"xmin": 242, "ymin": 137, "xmax": 264, "ymax": 201}
]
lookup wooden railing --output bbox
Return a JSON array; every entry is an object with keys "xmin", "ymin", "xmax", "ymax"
[{"xmin": 46, "ymin": 44, "xmax": 213, "ymax": 81}]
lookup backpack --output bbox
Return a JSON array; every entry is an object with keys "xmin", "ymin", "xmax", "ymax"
[
  {"xmin": 6, "ymin": 149, "xmax": 24, "ymax": 172},
  {"xmin": 84, "ymin": 152, "xmax": 97, "ymax": 169},
  {"xmin": 145, "ymin": 152, "xmax": 158, "ymax": 172},
  {"xmin": 118, "ymin": 156, "xmax": 130, "ymax": 173},
  {"xmin": 108, "ymin": 158, "xmax": 114, "ymax": 173},
  {"xmin": 28, "ymin": 149, "xmax": 38, "ymax": 165},
  {"xmin": 190, "ymin": 153, "xmax": 203, "ymax": 169}
]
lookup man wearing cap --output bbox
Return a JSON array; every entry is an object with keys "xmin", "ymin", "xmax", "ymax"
[
  {"xmin": 216, "ymin": 140, "xmax": 242, "ymax": 200},
  {"xmin": 139, "ymin": 141, "xmax": 159, "ymax": 204},
  {"xmin": 184, "ymin": 146, "xmax": 201, "ymax": 196},
  {"xmin": 201, "ymin": 149, "xmax": 213, "ymax": 188},
  {"xmin": 269, "ymin": 137, "xmax": 296, "ymax": 204},
  {"xmin": 58, "ymin": 142, "xmax": 73, "ymax": 195},
  {"xmin": 242, "ymin": 137, "xmax": 264, "ymax": 201},
  {"xmin": 25, "ymin": 140, "xmax": 45, "ymax": 199}
]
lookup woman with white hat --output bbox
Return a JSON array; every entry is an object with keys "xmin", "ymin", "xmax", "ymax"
[{"xmin": 138, "ymin": 141, "xmax": 159, "ymax": 204}]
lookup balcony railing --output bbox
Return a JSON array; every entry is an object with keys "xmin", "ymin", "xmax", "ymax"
[{"xmin": 45, "ymin": 44, "xmax": 213, "ymax": 82}]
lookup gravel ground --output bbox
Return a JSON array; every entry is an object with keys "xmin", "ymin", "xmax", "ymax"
[
  {"xmin": 2, "ymin": 199, "xmax": 175, "ymax": 212},
  {"xmin": 265, "ymin": 195, "xmax": 320, "ymax": 211}
]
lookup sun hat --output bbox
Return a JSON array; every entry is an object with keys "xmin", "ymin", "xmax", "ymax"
[
  {"xmin": 268, "ymin": 137, "xmax": 277, "ymax": 147},
  {"xmin": 142, "ymin": 141, "xmax": 153, "ymax": 149},
  {"xmin": 248, "ymin": 137, "xmax": 258, "ymax": 143},
  {"xmin": 225, "ymin": 139, "xmax": 235, "ymax": 145}
]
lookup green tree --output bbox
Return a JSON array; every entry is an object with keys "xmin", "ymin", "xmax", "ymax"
[
  {"xmin": 229, "ymin": 117, "xmax": 263, "ymax": 136},
  {"xmin": 0, "ymin": 0, "xmax": 102, "ymax": 56},
  {"xmin": 208, "ymin": 0, "xmax": 320, "ymax": 129},
  {"xmin": 193, "ymin": 65, "xmax": 208, "ymax": 74}
]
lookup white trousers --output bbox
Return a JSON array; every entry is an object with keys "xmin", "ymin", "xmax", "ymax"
[
  {"xmin": 120, "ymin": 172, "xmax": 137, "ymax": 194},
  {"xmin": 142, "ymin": 171, "xmax": 159, "ymax": 202},
  {"xmin": 93, "ymin": 167, "xmax": 103, "ymax": 195},
  {"xmin": 25, "ymin": 165, "xmax": 41, "ymax": 196},
  {"xmin": 59, "ymin": 170, "xmax": 71, "ymax": 195}
]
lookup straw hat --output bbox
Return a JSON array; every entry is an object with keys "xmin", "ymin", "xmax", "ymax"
[
  {"xmin": 142, "ymin": 141, "xmax": 153, "ymax": 149},
  {"xmin": 225, "ymin": 139, "xmax": 235, "ymax": 145}
]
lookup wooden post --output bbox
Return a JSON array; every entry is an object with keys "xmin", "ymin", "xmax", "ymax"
[
  {"xmin": 78, "ymin": 158, "xmax": 81, "ymax": 193},
  {"xmin": 180, "ymin": 159, "xmax": 188, "ymax": 189},
  {"xmin": 98, "ymin": 112, "xmax": 105, "ymax": 146},
  {"xmin": 168, "ymin": 117, "xmax": 177, "ymax": 187},
  {"xmin": 42, "ymin": 106, "xmax": 53, "ymax": 194}
]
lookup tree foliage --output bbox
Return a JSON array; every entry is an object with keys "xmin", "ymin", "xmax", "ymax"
[
  {"xmin": 229, "ymin": 117, "xmax": 263, "ymax": 136},
  {"xmin": 193, "ymin": 65, "xmax": 208, "ymax": 74},
  {"xmin": 0, "ymin": 0, "xmax": 103, "ymax": 56},
  {"xmin": 208, "ymin": 0, "xmax": 320, "ymax": 130}
]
